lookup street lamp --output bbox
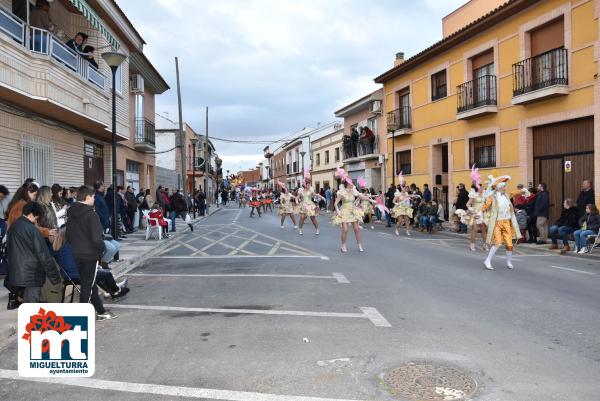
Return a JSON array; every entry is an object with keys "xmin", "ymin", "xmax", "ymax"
[
  {"xmin": 300, "ymin": 150, "xmax": 306, "ymax": 187},
  {"xmin": 101, "ymin": 51, "xmax": 127, "ymax": 249},
  {"xmin": 387, "ymin": 110, "xmax": 399, "ymax": 186},
  {"xmin": 190, "ymin": 137, "xmax": 198, "ymax": 219}
]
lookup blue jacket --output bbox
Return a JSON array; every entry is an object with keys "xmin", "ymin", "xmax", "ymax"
[
  {"xmin": 94, "ymin": 191, "xmax": 110, "ymax": 230},
  {"xmin": 55, "ymin": 243, "xmax": 80, "ymax": 280},
  {"xmin": 423, "ymin": 188, "xmax": 432, "ymax": 202}
]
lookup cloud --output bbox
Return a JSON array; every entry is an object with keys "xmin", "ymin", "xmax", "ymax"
[{"xmin": 118, "ymin": 0, "xmax": 465, "ymax": 171}]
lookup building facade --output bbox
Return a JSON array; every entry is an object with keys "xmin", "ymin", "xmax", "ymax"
[
  {"xmin": 310, "ymin": 125, "xmax": 344, "ymax": 191},
  {"xmin": 375, "ymin": 0, "xmax": 599, "ymax": 222},
  {"xmin": 0, "ymin": 0, "xmax": 165, "ymax": 193},
  {"xmin": 334, "ymin": 89, "xmax": 387, "ymax": 192},
  {"xmin": 271, "ymin": 146, "xmax": 286, "ymax": 188}
]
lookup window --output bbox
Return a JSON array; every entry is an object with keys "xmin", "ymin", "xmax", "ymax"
[
  {"xmin": 431, "ymin": 70, "xmax": 447, "ymax": 101},
  {"xmin": 324, "ymin": 150, "xmax": 329, "ymax": 164},
  {"xmin": 469, "ymin": 134, "xmax": 496, "ymax": 168},
  {"xmin": 115, "ymin": 65, "xmax": 123, "ymax": 94},
  {"xmin": 21, "ymin": 135, "xmax": 53, "ymax": 185},
  {"xmin": 395, "ymin": 150, "xmax": 411, "ymax": 175},
  {"xmin": 367, "ymin": 118, "xmax": 377, "ymax": 136},
  {"xmin": 335, "ymin": 147, "xmax": 340, "ymax": 161},
  {"xmin": 316, "ymin": 153, "xmax": 320, "ymax": 166},
  {"xmin": 530, "ymin": 17, "xmax": 564, "ymax": 57}
]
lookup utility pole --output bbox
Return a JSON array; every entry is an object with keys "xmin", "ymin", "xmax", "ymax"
[
  {"xmin": 175, "ymin": 57, "xmax": 186, "ymax": 195},
  {"xmin": 205, "ymin": 106, "xmax": 209, "ymax": 206}
]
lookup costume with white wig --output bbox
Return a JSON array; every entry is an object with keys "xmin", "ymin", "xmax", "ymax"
[
  {"xmin": 277, "ymin": 181, "xmax": 295, "ymax": 216},
  {"xmin": 298, "ymin": 169, "xmax": 319, "ymax": 217},
  {"xmin": 391, "ymin": 189, "xmax": 413, "ymax": 218},
  {"xmin": 481, "ymin": 175, "xmax": 522, "ymax": 270}
]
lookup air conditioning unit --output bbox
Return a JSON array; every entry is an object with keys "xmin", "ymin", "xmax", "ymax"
[
  {"xmin": 131, "ymin": 74, "xmax": 144, "ymax": 93},
  {"xmin": 370, "ymin": 100, "xmax": 382, "ymax": 114}
]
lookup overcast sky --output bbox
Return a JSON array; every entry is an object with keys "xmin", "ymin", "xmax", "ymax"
[{"xmin": 118, "ymin": 0, "xmax": 466, "ymax": 173}]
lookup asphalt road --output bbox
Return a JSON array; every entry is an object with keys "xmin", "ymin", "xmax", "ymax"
[{"xmin": 0, "ymin": 204, "xmax": 599, "ymax": 401}]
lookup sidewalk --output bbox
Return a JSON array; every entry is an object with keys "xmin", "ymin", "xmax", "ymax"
[
  {"xmin": 426, "ymin": 221, "xmax": 600, "ymax": 261},
  {"xmin": 0, "ymin": 207, "xmax": 221, "ymax": 346}
]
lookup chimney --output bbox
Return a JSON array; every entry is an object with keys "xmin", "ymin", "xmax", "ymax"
[{"xmin": 394, "ymin": 52, "xmax": 405, "ymax": 67}]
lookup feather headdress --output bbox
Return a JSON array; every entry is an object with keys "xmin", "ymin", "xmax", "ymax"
[
  {"xmin": 276, "ymin": 180, "xmax": 288, "ymax": 192},
  {"xmin": 470, "ymin": 164, "xmax": 481, "ymax": 189},
  {"xmin": 357, "ymin": 176, "xmax": 366, "ymax": 189},
  {"xmin": 397, "ymin": 171, "xmax": 404, "ymax": 187}
]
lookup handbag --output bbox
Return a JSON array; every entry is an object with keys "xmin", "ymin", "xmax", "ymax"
[{"xmin": 185, "ymin": 214, "xmax": 192, "ymax": 224}]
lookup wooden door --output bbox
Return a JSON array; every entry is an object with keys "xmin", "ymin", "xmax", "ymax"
[
  {"xmin": 539, "ymin": 158, "xmax": 563, "ymax": 223},
  {"xmin": 84, "ymin": 142, "xmax": 104, "ymax": 186}
]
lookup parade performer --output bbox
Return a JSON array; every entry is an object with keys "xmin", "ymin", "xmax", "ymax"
[
  {"xmin": 356, "ymin": 177, "xmax": 376, "ymax": 229},
  {"xmin": 298, "ymin": 170, "xmax": 325, "ymax": 236},
  {"xmin": 249, "ymin": 188, "xmax": 262, "ymax": 218},
  {"xmin": 332, "ymin": 168, "xmax": 376, "ymax": 253},
  {"xmin": 481, "ymin": 175, "xmax": 522, "ymax": 270},
  {"xmin": 391, "ymin": 173, "xmax": 416, "ymax": 236},
  {"xmin": 277, "ymin": 180, "xmax": 297, "ymax": 229},
  {"xmin": 263, "ymin": 190, "xmax": 273, "ymax": 213},
  {"xmin": 464, "ymin": 165, "xmax": 488, "ymax": 252}
]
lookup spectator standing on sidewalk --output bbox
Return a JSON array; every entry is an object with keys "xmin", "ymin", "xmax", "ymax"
[
  {"xmin": 0, "ymin": 185, "xmax": 10, "ymax": 237},
  {"xmin": 576, "ymin": 180, "xmax": 595, "ymax": 219},
  {"xmin": 124, "ymin": 186, "xmax": 137, "ymax": 233},
  {"xmin": 423, "ymin": 184, "xmax": 432, "ymax": 203},
  {"xmin": 93, "ymin": 181, "xmax": 110, "ymax": 232},
  {"xmin": 6, "ymin": 202, "xmax": 61, "ymax": 303},
  {"xmin": 197, "ymin": 187, "xmax": 207, "ymax": 216},
  {"xmin": 534, "ymin": 183, "xmax": 549, "ymax": 244},
  {"xmin": 66, "ymin": 185, "xmax": 116, "ymax": 321},
  {"xmin": 171, "ymin": 189, "xmax": 193, "ymax": 232},
  {"xmin": 455, "ymin": 183, "xmax": 470, "ymax": 233}
]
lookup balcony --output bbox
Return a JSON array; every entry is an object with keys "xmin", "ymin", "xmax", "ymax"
[
  {"xmin": 342, "ymin": 136, "xmax": 379, "ymax": 163},
  {"xmin": 0, "ymin": 6, "xmax": 124, "ymax": 141},
  {"xmin": 456, "ymin": 75, "xmax": 497, "ymax": 119},
  {"xmin": 386, "ymin": 106, "xmax": 411, "ymax": 138},
  {"xmin": 512, "ymin": 48, "xmax": 569, "ymax": 105},
  {"xmin": 135, "ymin": 117, "xmax": 155, "ymax": 151}
]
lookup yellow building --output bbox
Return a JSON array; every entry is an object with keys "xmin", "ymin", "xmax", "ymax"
[{"xmin": 375, "ymin": 0, "xmax": 598, "ymax": 222}]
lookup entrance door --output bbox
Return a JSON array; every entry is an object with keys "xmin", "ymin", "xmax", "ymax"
[
  {"xmin": 84, "ymin": 142, "xmax": 104, "ymax": 186},
  {"xmin": 533, "ymin": 117, "xmax": 594, "ymax": 223},
  {"xmin": 432, "ymin": 142, "xmax": 449, "ymax": 219}
]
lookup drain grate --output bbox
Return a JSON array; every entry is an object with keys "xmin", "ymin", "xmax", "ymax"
[{"xmin": 383, "ymin": 362, "xmax": 477, "ymax": 401}]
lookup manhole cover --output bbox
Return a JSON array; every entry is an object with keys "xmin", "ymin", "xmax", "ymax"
[{"xmin": 383, "ymin": 362, "xmax": 477, "ymax": 401}]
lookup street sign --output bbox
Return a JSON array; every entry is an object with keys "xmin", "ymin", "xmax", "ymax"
[{"xmin": 565, "ymin": 160, "xmax": 572, "ymax": 173}]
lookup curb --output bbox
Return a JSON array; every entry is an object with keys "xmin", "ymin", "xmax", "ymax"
[{"xmin": 111, "ymin": 207, "xmax": 222, "ymax": 279}]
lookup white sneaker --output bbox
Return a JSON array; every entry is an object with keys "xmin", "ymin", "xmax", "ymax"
[
  {"xmin": 280, "ymin": 225, "xmax": 284, "ymax": 229},
  {"xmin": 572, "ymin": 247, "xmax": 579, "ymax": 253},
  {"xmin": 578, "ymin": 248, "xmax": 588, "ymax": 254},
  {"xmin": 294, "ymin": 225, "xmax": 298, "ymax": 229},
  {"xmin": 484, "ymin": 261, "xmax": 494, "ymax": 270},
  {"xmin": 506, "ymin": 262, "xmax": 514, "ymax": 269},
  {"xmin": 298, "ymin": 229, "xmax": 303, "ymax": 235}
]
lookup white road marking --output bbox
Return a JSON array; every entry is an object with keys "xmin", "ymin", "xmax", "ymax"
[
  {"xmin": 331, "ymin": 272, "xmax": 350, "ymax": 284},
  {"xmin": 151, "ymin": 255, "xmax": 327, "ymax": 260},
  {"xmin": 551, "ymin": 265, "xmax": 596, "ymax": 275},
  {"xmin": 108, "ymin": 304, "xmax": 391, "ymax": 327},
  {"xmin": 128, "ymin": 273, "xmax": 350, "ymax": 283},
  {"xmin": 0, "ymin": 369, "xmax": 366, "ymax": 401},
  {"xmin": 231, "ymin": 209, "xmax": 242, "ymax": 223},
  {"xmin": 360, "ymin": 307, "xmax": 392, "ymax": 327},
  {"xmin": 320, "ymin": 256, "xmax": 330, "ymax": 261}
]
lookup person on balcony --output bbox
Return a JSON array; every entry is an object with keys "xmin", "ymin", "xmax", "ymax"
[
  {"xmin": 350, "ymin": 127, "xmax": 359, "ymax": 157},
  {"xmin": 82, "ymin": 45, "xmax": 99, "ymax": 69},
  {"xmin": 66, "ymin": 32, "xmax": 88, "ymax": 55},
  {"xmin": 30, "ymin": 0, "xmax": 55, "ymax": 32}
]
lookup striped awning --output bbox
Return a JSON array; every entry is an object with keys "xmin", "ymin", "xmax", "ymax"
[{"xmin": 67, "ymin": 0, "xmax": 121, "ymax": 50}]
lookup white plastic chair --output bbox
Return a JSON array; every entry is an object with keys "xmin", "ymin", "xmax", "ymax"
[{"xmin": 142, "ymin": 209, "xmax": 162, "ymax": 241}]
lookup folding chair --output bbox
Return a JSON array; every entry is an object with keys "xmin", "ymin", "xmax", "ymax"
[
  {"xmin": 58, "ymin": 263, "xmax": 81, "ymax": 303},
  {"xmin": 586, "ymin": 232, "xmax": 600, "ymax": 254}
]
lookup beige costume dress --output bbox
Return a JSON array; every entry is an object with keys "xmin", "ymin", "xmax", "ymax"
[
  {"xmin": 332, "ymin": 187, "xmax": 364, "ymax": 225},
  {"xmin": 298, "ymin": 188, "xmax": 318, "ymax": 217},
  {"xmin": 391, "ymin": 191, "xmax": 413, "ymax": 218}
]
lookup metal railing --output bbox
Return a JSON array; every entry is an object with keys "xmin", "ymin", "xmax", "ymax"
[
  {"xmin": 0, "ymin": 6, "xmax": 106, "ymax": 90},
  {"xmin": 457, "ymin": 75, "xmax": 497, "ymax": 113},
  {"xmin": 387, "ymin": 106, "xmax": 411, "ymax": 131},
  {"xmin": 135, "ymin": 117, "xmax": 156, "ymax": 146},
  {"xmin": 342, "ymin": 136, "xmax": 379, "ymax": 160},
  {"xmin": 512, "ymin": 48, "xmax": 568, "ymax": 97},
  {"xmin": 0, "ymin": 6, "xmax": 24, "ymax": 44}
]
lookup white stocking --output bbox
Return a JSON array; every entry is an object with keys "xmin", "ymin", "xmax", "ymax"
[
  {"xmin": 506, "ymin": 251, "xmax": 513, "ymax": 266},
  {"xmin": 484, "ymin": 246, "xmax": 498, "ymax": 265}
]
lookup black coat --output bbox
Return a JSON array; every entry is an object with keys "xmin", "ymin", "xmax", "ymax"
[
  {"xmin": 578, "ymin": 213, "xmax": 600, "ymax": 232},
  {"xmin": 66, "ymin": 202, "xmax": 105, "ymax": 260},
  {"xmin": 554, "ymin": 206, "xmax": 579, "ymax": 228},
  {"xmin": 455, "ymin": 189, "xmax": 469, "ymax": 210},
  {"xmin": 94, "ymin": 191, "xmax": 110, "ymax": 231},
  {"xmin": 576, "ymin": 189, "xmax": 595, "ymax": 218},
  {"xmin": 534, "ymin": 190, "xmax": 550, "ymax": 218},
  {"xmin": 6, "ymin": 216, "xmax": 61, "ymax": 287}
]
